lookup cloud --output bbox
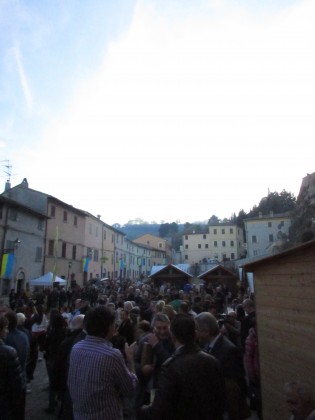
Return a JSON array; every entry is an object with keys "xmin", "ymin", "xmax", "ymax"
[{"xmin": 13, "ymin": 44, "xmax": 33, "ymax": 112}]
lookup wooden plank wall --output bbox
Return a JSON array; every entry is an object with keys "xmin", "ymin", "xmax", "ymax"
[{"xmin": 252, "ymin": 245, "xmax": 315, "ymax": 419}]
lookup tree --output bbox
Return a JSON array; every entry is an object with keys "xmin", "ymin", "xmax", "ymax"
[
  {"xmin": 247, "ymin": 190, "xmax": 296, "ymax": 217},
  {"xmin": 208, "ymin": 215, "xmax": 220, "ymax": 225}
]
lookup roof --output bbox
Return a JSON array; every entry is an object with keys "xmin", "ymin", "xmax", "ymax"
[
  {"xmin": 198, "ymin": 264, "xmax": 237, "ymax": 279},
  {"xmin": 243, "ymin": 239, "xmax": 315, "ymax": 271},
  {"xmin": 150, "ymin": 264, "xmax": 192, "ymax": 278}
]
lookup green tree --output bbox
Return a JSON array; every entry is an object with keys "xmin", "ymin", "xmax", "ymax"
[
  {"xmin": 208, "ymin": 215, "xmax": 220, "ymax": 224},
  {"xmin": 248, "ymin": 190, "xmax": 296, "ymax": 217}
]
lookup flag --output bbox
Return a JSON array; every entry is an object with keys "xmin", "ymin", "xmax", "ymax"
[
  {"xmin": 119, "ymin": 258, "xmax": 124, "ymax": 270},
  {"xmin": 1, "ymin": 253, "xmax": 14, "ymax": 277},
  {"xmin": 82, "ymin": 257, "xmax": 90, "ymax": 272}
]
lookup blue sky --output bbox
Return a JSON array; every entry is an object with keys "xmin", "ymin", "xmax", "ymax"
[{"xmin": 1, "ymin": 0, "xmax": 314, "ymax": 225}]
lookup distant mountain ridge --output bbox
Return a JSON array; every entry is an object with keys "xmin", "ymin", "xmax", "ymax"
[{"xmin": 119, "ymin": 223, "xmax": 187, "ymax": 240}]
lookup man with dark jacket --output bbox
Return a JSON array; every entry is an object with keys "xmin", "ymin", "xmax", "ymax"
[
  {"xmin": 140, "ymin": 314, "xmax": 225, "ymax": 420},
  {"xmin": 195, "ymin": 312, "xmax": 249, "ymax": 420},
  {"xmin": 0, "ymin": 314, "xmax": 25, "ymax": 420}
]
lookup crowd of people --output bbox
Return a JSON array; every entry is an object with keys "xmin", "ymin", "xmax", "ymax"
[{"xmin": 0, "ymin": 278, "xmax": 314, "ymax": 420}]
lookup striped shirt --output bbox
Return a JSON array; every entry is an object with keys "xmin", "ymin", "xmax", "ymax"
[{"xmin": 68, "ymin": 335, "xmax": 137, "ymax": 420}]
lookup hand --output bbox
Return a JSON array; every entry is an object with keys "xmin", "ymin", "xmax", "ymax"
[
  {"xmin": 125, "ymin": 341, "xmax": 136, "ymax": 361},
  {"xmin": 147, "ymin": 333, "xmax": 159, "ymax": 347},
  {"xmin": 142, "ymin": 364, "xmax": 154, "ymax": 376}
]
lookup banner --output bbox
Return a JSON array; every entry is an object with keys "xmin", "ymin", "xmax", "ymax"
[
  {"xmin": 1, "ymin": 253, "xmax": 14, "ymax": 277},
  {"xmin": 82, "ymin": 257, "xmax": 90, "ymax": 272}
]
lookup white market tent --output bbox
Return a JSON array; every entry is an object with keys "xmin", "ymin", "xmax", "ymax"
[{"xmin": 29, "ymin": 272, "xmax": 67, "ymax": 287}]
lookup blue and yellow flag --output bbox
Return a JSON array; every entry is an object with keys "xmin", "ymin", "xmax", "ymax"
[
  {"xmin": 82, "ymin": 257, "xmax": 90, "ymax": 272},
  {"xmin": 1, "ymin": 253, "xmax": 14, "ymax": 277}
]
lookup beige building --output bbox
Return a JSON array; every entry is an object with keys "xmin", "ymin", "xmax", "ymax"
[
  {"xmin": 0, "ymin": 194, "xmax": 47, "ymax": 294},
  {"xmin": 133, "ymin": 234, "xmax": 171, "ymax": 265},
  {"xmin": 182, "ymin": 224, "xmax": 245, "ymax": 264},
  {"xmin": 244, "ymin": 212, "xmax": 291, "ymax": 259}
]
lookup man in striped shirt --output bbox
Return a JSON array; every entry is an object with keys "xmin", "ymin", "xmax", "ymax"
[{"xmin": 68, "ymin": 306, "xmax": 137, "ymax": 420}]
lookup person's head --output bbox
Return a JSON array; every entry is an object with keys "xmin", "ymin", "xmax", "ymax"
[
  {"xmin": 284, "ymin": 381, "xmax": 315, "ymax": 420},
  {"xmin": 124, "ymin": 301, "xmax": 134, "ymax": 312},
  {"xmin": 16, "ymin": 312, "xmax": 26, "ymax": 326},
  {"xmin": 171, "ymin": 314, "xmax": 196, "ymax": 346},
  {"xmin": 120, "ymin": 309, "xmax": 129, "ymax": 322},
  {"xmin": 178, "ymin": 301, "xmax": 190, "ymax": 315},
  {"xmin": 242, "ymin": 298, "xmax": 255, "ymax": 314},
  {"xmin": 72, "ymin": 314, "xmax": 85, "ymax": 330},
  {"xmin": 85, "ymin": 306, "xmax": 116, "ymax": 339},
  {"xmin": 195, "ymin": 312, "xmax": 220, "ymax": 345},
  {"xmin": 155, "ymin": 300, "xmax": 165, "ymax": 313},
  {"xmin": 4, "ymin": 309, "xmax": 18, "ymax": 331},
  {"xmin": 151, "ymin": 313, "xmax": 171, "ymax": 340},
  {"xmin": 0, "ymin": 315, "xmax": 9, "ymax": 339},
  {"xmin": 162, "ymin": 304, "xmax": 177, "ymax": 321}
]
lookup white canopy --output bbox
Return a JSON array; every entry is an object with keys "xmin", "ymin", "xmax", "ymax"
[{"xmin": 29, "ymin": 272, "xmax": 67, "ymax": 287}]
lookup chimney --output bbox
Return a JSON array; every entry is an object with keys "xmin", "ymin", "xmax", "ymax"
[
  {"xmin": 5, "ymin": 180, "xmax": 11, "ymax": 191},
  {"xmin": 21, "ymin": 178, "xmax": 29, "ymax": 188}
]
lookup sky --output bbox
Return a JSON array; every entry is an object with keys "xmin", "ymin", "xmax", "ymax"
[{"xmin": 0, "ymin": 0, "xmax": 314, "ymax": 226}]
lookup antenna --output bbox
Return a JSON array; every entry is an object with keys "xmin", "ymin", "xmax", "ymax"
[{"xmin": 1, "ymin": 159, "xmax": 13, "ymax": 181}]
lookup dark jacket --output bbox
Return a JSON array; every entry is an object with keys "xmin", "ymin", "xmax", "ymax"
[
  {"xmin": 210, "ymin": 334, "xmax": 247, "ymax": 396},
  {"xmin": 0, "ymin": 339, "xmax": 24, "ymax": 420},
  {"xmin": 140, "ymin": 343, "xmax": 225, "ymax": 420}
]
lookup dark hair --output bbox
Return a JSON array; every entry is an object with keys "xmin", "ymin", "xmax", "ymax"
[
  {"xmin": 4, "ymin": 309, "xmax": 17, "ymax": 330},
  {"xmin": 0, "ymin": 314, "xmax": 9, "ymax": 331},
  {"xmin": 85, "ymin": 306, "xmax": 115, "ymax": 337},
  {"xmin": 170, "ymin": 314, "xmax": 196, "ymax": 345}
]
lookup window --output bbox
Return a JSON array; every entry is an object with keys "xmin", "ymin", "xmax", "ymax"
[
  {"xmin": 253, "ymin": 250, "xmax": 258, "ymax": 256},
  {"xmin": 185, "ymin": 255, "xmax": 188, "ymax": 260},
  {"xmin": 159, "ymin": 243, "xmax": 162, "ymax": 248},
  {"xmin": 252, "ymin": 235, "xmax": 257, "ymax": 243},
  {"xmin": 198, "ymin": 244, "xmax": 201, "ymax": 249},
  {"xmin": 203, "ymin": 234, "xmax": 206, "ymax": 239},
  {"xmin": 185, "ymin": 244, "xmax": 188, "ymax": 249},
  {"xmin": 221, "ymin": 229, "xmax": 225, "ymax": 234},
  {"xmin": 72, "ymin": 245, "xmax": 76, "ymax": 260},
  {"xmin": 35, "ymin": 247, "xmax": 42, "ymax": 262},
  {"xmin": 9, "ymin": 208, "xmax": 18, "ymax": 221},
  {"xmin": 222, "ymin": 241, "xmax": 226, "ymax": 247},
  {"xmin": 268, "ymin": 222, "xmax": 272, "ymax": 227},
  {"xmin": 231, "ymin": 253, "xmax": 235, "ymax": 260},
  {"xmin": 94, "ymin": 249, "xmax": 99, "ymax": 262},
  {"xmin": 269, "ymin": 234, "xmax": 274, "ymax": 242},
  {"xmin": 214, "ymin": 241, "xmax": 218, "ymax": 247},
  {"xmin": 74, "ymin": 216, "xmax": 77, "ymax": 226},
  {"xmin": 230, "ymin": 240, "xmax": 234, "ymax": 246},
  {"xmin": 63, "ymin": 211, "xmax": 68, "ymax": 222},
  {"xmin": 37, "ymin": 219, "xmax": 44, "ymax": 230},
  {"xmin": 230, "ymin": 228, "xmax": 233, "ymax": 234},
  {"xmin": 185, "ymin": 235, "xmax": 188, "ymax": 240},
  {"xmin": 50, "ymin": 206, "xmax": 55, "ymax": 217},
  {"xmin": 48, "ymin": 240, "xmax": 54, "ymax": 256},
  {"xmin": 62, "ymin": 242, "xmax": 67, "ymax": 258},
  {"xmin": 205, "ymin": 244, "xmax": 209, "ymax": 248},
  {"xmin": 0, "ymin": 204, "xmax": 3, "ymax": 219}
]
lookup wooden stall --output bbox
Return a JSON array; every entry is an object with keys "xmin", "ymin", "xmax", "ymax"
[
  {"xmin": 243, "ymin": 239, "xmax": 315, "ymax": 419},
  {"xmin": 198, "ymin": 265, "xmax": 239, "ymax": 295},
  {"xmin": 149, "ymin": 264, "xmax": 193, "ymax": 290}
]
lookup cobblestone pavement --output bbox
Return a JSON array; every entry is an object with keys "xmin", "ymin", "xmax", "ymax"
[{"xmin": 25, "ymin": 358, "xmax": 60, "ymax": 420}]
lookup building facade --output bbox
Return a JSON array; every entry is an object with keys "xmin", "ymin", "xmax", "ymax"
[
  {"xmin": 182, "ymin": 223, "xmax": 245, "ymax": 264},
  {"xmin": 244, "ymin": 212, "xmax": 291, "ymax": 258}
]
